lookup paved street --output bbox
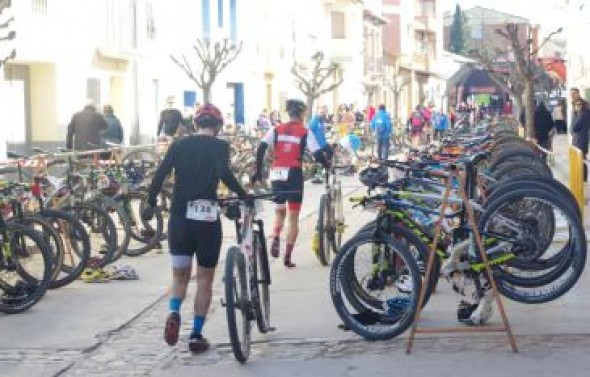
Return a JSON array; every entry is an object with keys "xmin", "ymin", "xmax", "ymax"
[{"xmin": 2, "ymin": 167, "xmax": 590, "ymax": 377}]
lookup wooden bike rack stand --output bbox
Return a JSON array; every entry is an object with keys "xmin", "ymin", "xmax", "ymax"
[{"xmin": 406, "ymin": 166, "xmax": 518, "ymax": 354}]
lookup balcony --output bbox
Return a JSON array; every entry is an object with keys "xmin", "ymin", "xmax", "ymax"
[
  {"xmin": 399, "ymin": 53, "xmax": 432, "ymax": 74},
  {"xmin": 364, "ymin": 56, "xmax": 384, "ymax": 76}
]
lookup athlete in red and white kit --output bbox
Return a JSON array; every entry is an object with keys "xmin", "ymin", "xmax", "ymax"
[{"xmin": 251, "ymin": 99, "xmax": 330, "ymax": 267}]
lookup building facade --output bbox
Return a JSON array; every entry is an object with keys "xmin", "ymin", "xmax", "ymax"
[{"xmin": 0, "ymin": 0, "xmax": 459, "ymax": 156}]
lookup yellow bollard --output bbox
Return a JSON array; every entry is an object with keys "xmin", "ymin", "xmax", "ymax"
[{"xmin": 569, "ymin": 146, "xmax": 585, "ymax": 219}]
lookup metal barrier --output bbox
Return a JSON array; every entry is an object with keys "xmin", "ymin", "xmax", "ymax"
[{"xmin": 569, "ymin": 146, "xmax": 585, "ymax": 217}]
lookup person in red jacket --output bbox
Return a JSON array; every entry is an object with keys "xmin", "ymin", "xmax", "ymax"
[{"xmin": 252, "ymin": 99, "xmax": 329, "ymax": 267}]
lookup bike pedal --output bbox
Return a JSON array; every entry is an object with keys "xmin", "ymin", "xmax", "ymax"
[
  {"xmin": 220, "ymin": 298, "xmax": 226, "ymax": 307},
  {"xmin": 267, "ymin": 326, "xmax": 277, "ymax": 332}
]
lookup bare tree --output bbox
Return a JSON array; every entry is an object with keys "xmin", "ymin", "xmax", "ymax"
[
  {"xmin": 171, "ymin": 39, "xmax": 243, "ymax": 103},
  {"xmin": 0, "ymin": 4, "xmax": 15, "ymax": 67},
  {"xmin": 291, "ymin": 51, "xmax": 344, "ymax": 121},
  {"xmin": 385, "ymin": 61, "xmax": 410, "ymax": 126},
  {"xmin": 494, "ymin": 24, "xmax": 562, "ymax": 138}
]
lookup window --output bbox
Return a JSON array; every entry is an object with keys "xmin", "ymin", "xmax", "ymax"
[
  {"xmin": 146, "ymin": 2, "xmax": 156, "ymax": 40},
  {"xmin": 416, "ymin": 0, "xmax": 435, "ymax": 18},
  {"xmin": 331, "ymin": 12, "xmax": 346, "ymax": 39},
  {"xmin": 86, "ymin": 78, "xmax": 101, "ymax": 106},
  {"xmin": 32, "ymin": 0, "xmax": 48, "ymax": 14}
]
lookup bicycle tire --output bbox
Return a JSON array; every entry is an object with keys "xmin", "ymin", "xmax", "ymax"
[
  {"xmin": 94, "ymin": 196, "xmax": 131, "ymax": 264},
  {"xmin": 120, "ymin": 191, "xmax": 164, "ymax": 256},
  {"xmin": 253, "ymin": 230, "xmax": 271, "ymax": 333},
  {"xmin": 479, "ymin": 189, "xmax": 586, "ymax": 304},
  {"xmin": 317, "ymin": 194, "xmax": 332, "ymax": 266},
  {"xmin": 64, "ymin": 202, "xmax": 117, "ymax": 267},
  {"xmin": 224, "ymin": 246, "xmax": 251, "ymax": 363},
  {"xmin": 0, "ymin": 223, "xmax": 53, "ymax": 314},
  {"xmin": 330, "ymin": 232, "xmax": 420, "ymax": 341},
  {"xmin": 351, "ymin": 221, "xmax": 439, "ymax": 308},
  {"xmin": 334, "ymin": 184, "xmax": 344, "ymax": 251},
  {"xmin": 9, "ymin": 214, "xmax": 64, "ymax": 287},
  {"xmin": 38, "ymin": 208, "xmax": 91, "ymax": 288}
]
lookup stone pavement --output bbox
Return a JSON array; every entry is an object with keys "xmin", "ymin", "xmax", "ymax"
[{"xmin": 2, "ymin": 168, "xmax": 590, "ymax": 377}]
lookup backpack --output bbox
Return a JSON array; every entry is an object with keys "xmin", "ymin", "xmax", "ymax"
[{"xmin": 411, "ymin": 111, "xmax": 423, "ymax": 128}]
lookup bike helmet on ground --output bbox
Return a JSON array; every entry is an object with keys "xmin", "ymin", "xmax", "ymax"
[
  {"xmin": 358, "ymin": 167, "xmax": 388, "ymax": 188},
  {"xmin": 285, "ymin": 99, "xmax": 307, "ymax": 118},
  {"xmin": 194, "ymin": 103, "xmax": 224, "ymax": 129}
]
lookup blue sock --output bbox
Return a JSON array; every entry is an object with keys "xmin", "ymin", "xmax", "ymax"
[
  {"xmin": 169, "ymin": 297, "xmax": 182, "ymax": 313},
  {"xmin": 192, "ymin": 315, "xmax": 206, "ymax": 336}
]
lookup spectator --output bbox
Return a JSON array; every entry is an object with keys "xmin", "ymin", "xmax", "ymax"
[
  {"xmin": 409, "ymin": 106, "xmax": 424, "ymax": 148},
  {"xmin": 370, "ymin": 104, "xmax": 392, "ymax": 160},
  {"xmin": 270, "ymin": 109, "xmax": 281, "ymax": 126},
  {"xmin": 101, "ymin": 104, "xmax": 124, "ymax": 145},
  {"xmin": 552, "ymin": 98, "xmax": 567, "ymax": 134},
  {"xmin": 157, "ymin": 96, "xmax": 184, "ymax": 138},
  {"xmin": 66, "ymin": 100, "xmax": 108, "ymax": 151},
  {"xmin": 256, "ymin": 109, "xmax": 272, "ymax": 136},
  {"xmin": 572, "ymin": 99, "xmax": 590, "ymax": 181},
  {"xmin": 533, "ymin": 101, "xmax": 554, "ymax": 159},
  {"xmin": 432, "ymin": 109, "xmax": 449, "ymax": 141}
]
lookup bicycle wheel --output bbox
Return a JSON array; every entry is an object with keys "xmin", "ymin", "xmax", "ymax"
[
  {"xmin": 317, "ymin": 194, "xmax": 333, "ymax": 266},
  {"xmin": 343, "ymin": 222, "xmax": 438, "ymax": 310},
  {"xmin": 253, "ymin": 231, "xmax": 271, "ymax": 333},
  {"xmin": 39, "ymin": 208, "xmax": 91, "ymax": 288},
  {"xmin": 94, "ymin": 196, "xmax": 131, "ymax": 264},
  {"xmin": 0, "ymin": 223, "xmax": 52, "ymax": 314},
  {"xmin": 64, "ymin": 202, "xmax": 117, "ymax": 267},
  {"xmin": 479, "ymin": 188, "xmax": 586, "ymax": 303},
  {"xmin": 334, "ymin": 184, "xmax": 345, "ymax": 251},
  {"xmin": 120, "ymin": 191, "xmax": 164, "ymax": 256},
  {"xmin": 9, "ymin": 214, "xmax": 64, "ymax": 287},
  {"xmin": 330, "ymin": 232, "xmax": 420, "ymax": 340},
  {"xmin": 224, "ymin": 246, "xmax": 251, "ymax": 363}
]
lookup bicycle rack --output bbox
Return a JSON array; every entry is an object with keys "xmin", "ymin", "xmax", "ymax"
[{"xmin": 406, "ymin": 165, "xmax": 518, "ymax": 354}]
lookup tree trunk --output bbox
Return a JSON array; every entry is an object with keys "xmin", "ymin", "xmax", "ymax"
[
  {"xmin": 513, "ymin": 94, "xmax": 523, "ymax": 123},
  {"xmin": 392, "ymin": 91, "xmax": 400, "ymax": 126},
  {"xmin": 203, "ymin": 84, "xmax": 212, "ymax": 103},
  {"xmin": 523, "ymin": 79, "xmax": 535, "ymax": 139},
  {"xmin": 306, "ymin": 96, "xmax": 315, "ymax": 123}
]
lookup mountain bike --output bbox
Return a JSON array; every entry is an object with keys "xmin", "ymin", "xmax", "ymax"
[
  {"xmin": 220, "ymin": 193, "xmax": 283, "ymax": 363},
  {"xmin": 0, "ymin": 183, "xmax": 53, "ymax": 314}
]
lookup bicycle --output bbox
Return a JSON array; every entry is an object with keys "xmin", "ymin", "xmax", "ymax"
[
  {"xmin": 313, "ymin": 165, "xmax": 348, "ymax": 266},
  {"xmin": 0, "ymin": 182, "xmax": 53, "ymax": 314},
  {"xmin": 220, "ymin": 192, "xmax": 293, "ymax": 363}
]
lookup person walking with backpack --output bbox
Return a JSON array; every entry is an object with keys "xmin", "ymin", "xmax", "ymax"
[
  {"xmin": 409, "ymin": 106, "xmax": 424, "ymax": 148},
  {"xmin": 370, "ymin": 104, "xmax": 392, "ymax": 160}
]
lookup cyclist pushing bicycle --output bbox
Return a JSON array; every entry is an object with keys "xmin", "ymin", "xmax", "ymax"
[
  {"xmin": 251, "ymin": 99, "xmax": 330, "ymax": 268},
  {"xmin": 144, "ymin": 103, "xmax": 249, "ymax": 354}
]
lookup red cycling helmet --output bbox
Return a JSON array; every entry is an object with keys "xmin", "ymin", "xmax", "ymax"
[{"xmin": 194, "ymin": 103, "xmax": 224, "ymax": 128}]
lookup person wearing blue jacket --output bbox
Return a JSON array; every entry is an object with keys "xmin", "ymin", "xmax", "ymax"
[
  {"xmin": 432, "ymin": 109, "xmax": 449, "ymax": 141},
  {"xmin": 308, "ymin": 106, "xmax": 330, "ymax": 150},
  {"xmin": 308, "ymin": 106, "xmax": 333, "ymax": 183},
  {"xmin": 370, "ymin": 104, "xmax": 392, "ymax": 160}
]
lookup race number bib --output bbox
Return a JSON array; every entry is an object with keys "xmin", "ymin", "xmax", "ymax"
[
  {"xmin": 269, "ymin": 168, "xmax": 290, "ymax": 182},
  {"xmin": 186, "ymin": 200, "xmax": 218, "ymax": 222}
]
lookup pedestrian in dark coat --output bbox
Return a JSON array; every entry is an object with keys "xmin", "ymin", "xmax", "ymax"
[
  {"xmin": 572, "ymin": 99, "xmax": 590, "ymax": 181},
  {"xmin": 533, "ymin": 101, "xmax": 554, "ymax": 153},
  {"xmin": 66, "ymin": 101, "xmax": 108, "ymax": 151}
]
